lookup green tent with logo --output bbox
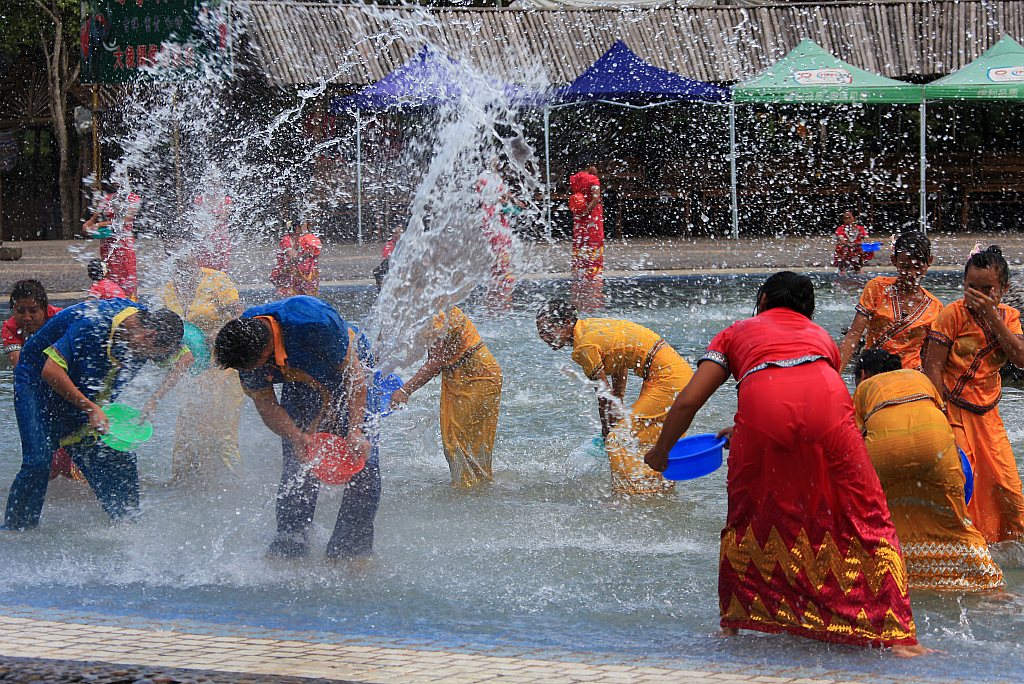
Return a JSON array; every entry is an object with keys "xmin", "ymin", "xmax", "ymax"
[
  {"xmin": 925, "ymin": 35, "xmax": 1024, "ymax": 100},
  {"xmin": 733, "ymin": 39, "xmax": 923, "ymax": 105},
  {"xmin": 727, "ymin": 40, "xmax": 925, "ymax": 236}
]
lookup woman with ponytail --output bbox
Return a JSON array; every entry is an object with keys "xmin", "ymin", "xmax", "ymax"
[
  {"xmin": 923, "ymin": 245, "xmax": 1024, "ymax": 544},
  {"xmin": 644, "ymin": 272, "xmax": 924, "ymax": 654}
]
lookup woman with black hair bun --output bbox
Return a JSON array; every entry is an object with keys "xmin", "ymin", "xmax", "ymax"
[
  {"xmin": 923, "ymin": 244, "xmax": 1024, "ymax": 545},
  {"xmin": 644, "ymin": 271, "xmax": 925, "ymax": 655}
]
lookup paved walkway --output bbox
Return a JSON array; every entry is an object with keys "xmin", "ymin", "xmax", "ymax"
[
  {"xmin": 1, "ymin": 231, "xmax": 1021, "ymax": 298},
  {"xmin": 0, "ymin": 609, "xmax": 942, "ymax": 684}
]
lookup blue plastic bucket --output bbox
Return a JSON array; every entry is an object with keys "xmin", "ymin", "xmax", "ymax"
[
  {"xmin": 371, "ymin": 371, "xmax": 404, "ymax": 417},
  {"xmin": 663, "ymin": 433, "xmax": 726, "ymax": 481},
  {"xmin": 861, "ymin": 241, "xmax": 882, "ymax": 252},
  {"xmin": 959, "ymin": 447, "xmax": 974, "ymax": 505}
]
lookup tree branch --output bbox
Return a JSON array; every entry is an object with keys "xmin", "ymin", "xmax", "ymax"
[{"xmin": 32, "ymin": 0, "xmax": 59, "ymax": 25}]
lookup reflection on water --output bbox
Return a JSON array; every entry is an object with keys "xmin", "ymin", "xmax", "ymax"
[{"xmin": 0, "ymin": 272, "xmax": 1021, "ymax": 681}]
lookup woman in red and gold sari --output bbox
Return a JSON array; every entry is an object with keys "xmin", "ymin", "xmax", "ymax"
[
  {"xmin": 645, "ymin": 272, "xmax": 924, "ymax": 655},
  {"xmin": 569, "ymin": 166, "xmax": 604, "ymax": 311},
  {"xmin": 923, "ymin": 245, "xmax": 1024, "ymax": 544},
  {"xmin": 839, "ymin": 232, "xmax": 943, "ymax": 372}
]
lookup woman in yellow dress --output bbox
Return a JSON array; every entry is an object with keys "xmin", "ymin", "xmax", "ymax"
[
  {"xmin": 390, "ymin": 306, "xmax": 502, "ymax": 487},
  {"xmin": 537, "ymin": 299, "xmax": 693, "ymax": 495},
  {"xmin": 853, "ymin": 348, "xmax": 1003, "ymax": 592},
  {"xmin": 838, "ymin": 231, "xmax": 943, "ymax": 372},
  {"xmin": 160, "ymin": 251, "xmax": 245, "ymax": 481}
]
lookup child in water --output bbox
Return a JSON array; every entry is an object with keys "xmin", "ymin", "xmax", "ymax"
[
  {"xmin": 86, "ymin": 259, "xmax": 127, "ymax": 300},
  {"xmin": 832, "ymin": 210, "xmax": 872, "ymax": 274}
]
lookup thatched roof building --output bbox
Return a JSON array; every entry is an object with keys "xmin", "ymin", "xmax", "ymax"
[{"xmin": 235, "ymin": 0, "xmax": 1024, "ymax": 86}]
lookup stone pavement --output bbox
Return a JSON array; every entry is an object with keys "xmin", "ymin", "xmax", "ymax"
[
  {"xmin": 0, "ymin": 611, "xmax": 940, "ymax": 684},
  {"xmin": 2, "ymin": 231, "xmax": 1023, "ymax": 298}
]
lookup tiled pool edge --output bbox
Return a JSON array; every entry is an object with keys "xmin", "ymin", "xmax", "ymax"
[{"xmin": 0, "ymin": 606, "xmax": 946, "ymax": 684}]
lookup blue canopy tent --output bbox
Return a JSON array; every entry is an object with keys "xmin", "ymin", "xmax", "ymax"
[
  {"xmin": 544, "ymin": 40, "xmax": 730, "ymax": 233},
  {"xmin": 330, "ymin": 46, "xmax": 532, "ymax": 242}
]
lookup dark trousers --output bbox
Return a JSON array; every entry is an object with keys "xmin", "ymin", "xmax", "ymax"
[
  {"xmin": 276, "ymin": 440, "xmax": 381, "ymax": 557},
  {"xmin": 5, "ymin": 383, "xmax": 139, "ymax": 529},
  {"xmin": 276, "ymin": 384, "xmax": 381, "ymax": 558}
]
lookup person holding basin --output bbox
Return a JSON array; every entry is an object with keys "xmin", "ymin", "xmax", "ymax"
[
  {"xmin": 644, "ymin": 272, "xmax": 925, "ymax": 655},
  {"xmin": 537, "ymin": 299, "xmax": 692, "ymax": 495},
  {"xmin": 853, "ymin": 348, "xmax": 1003, "ymax": 592},
  {"xmin": 3, "ymin": 299, "xmax": 188, "ymax": 530},
  {"xmin": 390, "ymin": 305, "xmax": 502, "ymax": 488},
  {"xmin": 214, "ymin": 295, "xmax": 379, "ymax": 561}
]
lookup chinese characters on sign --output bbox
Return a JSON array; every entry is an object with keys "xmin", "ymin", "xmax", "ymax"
[{"xmin": 80, "ymin": 0, "xmax": 230, "ymax": 84}]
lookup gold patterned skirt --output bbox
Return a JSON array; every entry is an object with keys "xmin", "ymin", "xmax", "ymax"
[
  {"xmin": 720, "ymin": 363, "xmax": 918, "ymax": 647},
  {"xmin": 866, "ymin": 400, "xmax": 1003, "ymax": 591}
]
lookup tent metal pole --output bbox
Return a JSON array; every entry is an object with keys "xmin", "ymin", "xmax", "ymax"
[
  {"xmin": 918, "ymin": 100, "xmax": 927, "ymax": 234},
  {"xmin": 356, "ymin": 110, "xmax": 363, "ymax": 245},
  {"xmin": 544, "ymin": 105, "xmax": 552, "ymax": 239},
  {"xmin": 729, "ymin": 102, "xmax": 739, "ymax": 240}
]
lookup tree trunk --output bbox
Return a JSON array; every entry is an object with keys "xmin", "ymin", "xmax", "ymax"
[{"xmin": 38, "ymin": 0, "xmax": 78, "ymax": 240}]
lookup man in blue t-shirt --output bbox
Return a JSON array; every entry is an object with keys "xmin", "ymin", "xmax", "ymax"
[
  {"xmin": 3, "ymin": 299, "xmax": 187, "ymax": 530},
  {"xmin": 214, "ymin": 295, "xmax": 380, "ymax": 560}
]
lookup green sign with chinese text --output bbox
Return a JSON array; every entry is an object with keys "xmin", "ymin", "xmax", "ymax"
[{"xmin": 80, "ymin": 0, "xmax": 229, "ymax": 84}]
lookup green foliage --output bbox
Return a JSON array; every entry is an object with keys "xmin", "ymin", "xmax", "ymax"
[{"xmin": 0, "ymin": 0, "xmax": 79, "ymax": 56}]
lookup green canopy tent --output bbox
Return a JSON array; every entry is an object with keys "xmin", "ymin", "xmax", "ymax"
[
  {"xmin": 924, "ymin": 36, "xmax": 1024, "ymax": 230},
  {"xmin": 730, "ymin": 40, "xmax": 925, "ymax": 237},
  {"xmin": 925, "ymin": 35, "xmax": 1024, "ymax": 100}
]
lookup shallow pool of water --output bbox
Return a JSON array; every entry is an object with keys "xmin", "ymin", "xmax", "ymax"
[{"xmin": 0, "ymin": 272, "xmax": 1021, "ymax": 681}]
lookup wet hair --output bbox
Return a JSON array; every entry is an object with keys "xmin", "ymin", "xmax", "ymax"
[
  {"xmin": 215, "ymin": 318, "xmax": 271, "ymax": 369},
  {"xmin": 373, "ymin": 259, "xmax": 389, "ymax": 292},
  {"xmin": 965, "ymin": 245, "xmax": 1010, "ymax": 287},
  {"xmin": 537, "ymin": 298, "xmax": 578, "ymax": 328},
  {"xmin": 893, "ymin": 231, "xmax": 931, "ymax": 262},
  {"xmin": 756, "ymin": 271, "xmax": 815, "ymax": 318},
  {"xmin": 855, "ymin": 348, "xmax": 902, "ymax": 379},
  {"xmin": 9, "ymin": 280, "xmax": 48, "ymax": 310},
  {"xmin": 135, "ymin": 309, "xmax": 184, "ymax": 352},
  {"xmin": 87, "ymin": 259, "xmax": 107, "ymax": 282}
]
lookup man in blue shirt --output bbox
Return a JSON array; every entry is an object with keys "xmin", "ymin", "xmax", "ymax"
[
  {"xmin": 4, "ymin": 299, "xmax": 187, "ymax": 530},
  {"xmin": 214, "ymin": 295, "xmax": 379, "ymax": 560}
]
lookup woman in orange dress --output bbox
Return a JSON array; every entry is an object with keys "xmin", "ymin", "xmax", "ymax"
[
  {"xmin": 645, "ymin": 272, "xmax": 924, "ymax": 655},
  {"xmin": 839, "ymin": 232, "xmax": 943, "ymax": 372},
  {"xmin": 923, "ymin": 245, "xmax": 1024, "ymax": 544},
  {"xmin": 569, "ymin": 166, "xmax": 604, "ymax": 311},
  {"xmin": 854, "ymin": 349, "xmax": 1003, "ymax": 592}
]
